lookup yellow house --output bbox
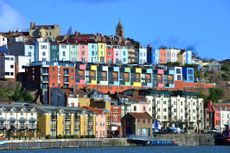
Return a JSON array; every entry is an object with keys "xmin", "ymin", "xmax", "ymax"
[
  {"xmin": 133, "ymin": 68, "xmax": 142, "ymax": 87},
  {"xmin": 98, "ymin": 43, "xmax": 106, "ymax": 63},
  {"xmin": 36, "ymin": 106, "xmax": 96, "ymax": 138},
  {"xmin": 78, "ymin": 97, "xmax": 91, "ymax": 107}
]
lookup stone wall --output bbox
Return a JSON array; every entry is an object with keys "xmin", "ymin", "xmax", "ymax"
[{"xmin": 155, "ymin": 134, "xmax": 214, "ymax": 146}]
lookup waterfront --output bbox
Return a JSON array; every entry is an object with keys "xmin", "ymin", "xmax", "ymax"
[{"xmin": 0, "ymin": 146, "xmax": 230, "ymax": 153}]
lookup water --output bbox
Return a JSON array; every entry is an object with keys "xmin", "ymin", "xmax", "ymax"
[{"xmin": 0, "ymin": 146, "xmax": 230, "ymax": 153}]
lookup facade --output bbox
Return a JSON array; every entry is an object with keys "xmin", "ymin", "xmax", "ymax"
[
  {"xmin": 24, "ymin": 61, "xmax": 75, "ymax": 90},
  {"xmin": 120, "ymin": 47, "xmax": 128, "ymax": 64},
  {"xmin": 159, "ymin": 48, "xmax": 167, "ymax": 64},
  {"xmin": 34, "ymin": 41, "xmax": 50, "ymax": 62},
  {"xmin": 167, "ymin": 48, "xmax": 180, "ymax": 63},
  {"xmin": 8, "ymin": 42, "xmax": 35, "ymax": 62},
  {"xmin": 50, "ymin": 42, "xmax": 59, "ymax": 61},
  {"xmin": 37, "ymin": 106, "xmax": 96, "ymax": 138},
  {"xmin": 98, "ymin": 43, "xmax": 106, "ymax": 63},
  {"xmin": 177, "ymin": 50, "xmax": 186, "ymax": 65},
  {"xmin": 78, "ymin": 43, "xmax": 88, "ymax": 63},
  {"xmin": 0, "ymin": 104, "xmax": 37, "ymax": 139},
  {"xmin": 59, "ymin": 43, "xmax": 70, "ymax": 61},
  {"xmin": 82, "ymin": 106, "xmax": 107, "ymax": 138},
  {"xmin": 88, "ymin": 43, "xmax": 98, "ymax": 63},
  {"xmin": 128, "ymin": 47, "xmax": 136, "ymax": 64},
  {"xmin": 0, "ymin": 34, "xmax": 7, "ymax": 46},
  {"xmin": 182, "ymin": 67, "xmax": 194, "ymax": 82},
  {"xmin": 16, "ymin": 56, "xmax": 31, "ymax": 73},
  {"xmin": 69, "ymin": 44, "xmax": 78, "ymax": 62},
  {"xmin": 122, "ymin": 112, "xmax": 152, "ymax": 137},
  {"xmin": 204, "ymin": 101, "xmax": 230, "ymax": 132},
  {"xmin": 0, "ymin": 55, "xmax": 15, "ymax": 80},
  {"xmin": 110, "ymin": 105, "xmax": 122, "ymax": 136},
  {"xmin": 29, "ymin": 22, "xmax": 60, "ymax": 39},
  {"xmin": 169, "ymin": 67, "xmax": 182, "ymax": 81},
  {"xmin": 138, "ymin": 48, "xmax": 147, "ymax": 64},
  {"xmin": 106, "ymin": 45, "xmax": 113, "ymax": 64},
  {"xmin": 113, "ymin": 47, "xmax": 121, "ymax": 64},
  {"xmin": 146, "ymin": 91, "xmax": 204, "ymax": 131},
  {"xmin": 186, "ymin": 50, "xmax": 192, "ymax": 64}
]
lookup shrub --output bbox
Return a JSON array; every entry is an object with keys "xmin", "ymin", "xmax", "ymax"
[{"xmin": 45, "ymin": 135, "xmax": 51, "ymax": 139}]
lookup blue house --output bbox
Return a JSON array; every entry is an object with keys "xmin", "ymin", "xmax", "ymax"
[
  {"xmin": 147, "ymin": 48, "xmax": 159, "ymax": 65},
  {"xmin": 182, "ymin": 67, "xmax": 194, "ymax": 82}
]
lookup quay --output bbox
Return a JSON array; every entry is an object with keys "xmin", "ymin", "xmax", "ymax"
[{"xmin": 0, "ymin": 134, "xmax": 214, "ymax": 151}]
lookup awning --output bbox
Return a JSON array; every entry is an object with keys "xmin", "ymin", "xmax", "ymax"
[
  {"xmin": 29, "ymin": 117, "xmax": 37, "ymax": 122},
  {"xmin": 19, "ymin": 117, "xmax": 26, "ymax": 122},
  {"xmin": 8, "ymin": 117, "xmax": 16, "ymax": 121}
]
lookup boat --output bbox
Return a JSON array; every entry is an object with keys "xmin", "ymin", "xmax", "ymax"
[
  {"xmin": 214, "ymin": 124, "xmax": 230, "ymax": 145},
  {"xmin": 127, "ymin": 135, "xmax": 178, "ymax": 146}
]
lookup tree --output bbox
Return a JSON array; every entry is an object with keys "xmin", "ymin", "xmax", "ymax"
[
  {"xmin": 9, "ymin": 86, "xmax": 33, "ymax": 102},
  {"xmin": 221, "ymin": 64, "xmax": 230, "ymax": 72},
  {"xmin": 207, "ymin": 88, "xmax": 224, "ymax": 103}
]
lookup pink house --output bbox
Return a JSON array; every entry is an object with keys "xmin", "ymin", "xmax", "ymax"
[
  {"xmin": 82, "ymin": 106, "xmax": 107, "ymax": 138},
  {"xmin": 78, "ymin": 43, "xmax": 88, "ymax": 62},
  {"xmin": 157, "ymin": 69, "xmax": 164, "ymax": 88}
]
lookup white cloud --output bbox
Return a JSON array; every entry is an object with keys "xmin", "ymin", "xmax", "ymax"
[{"xmin": 0, "ymin": 1, "xmax": 27, "ymax": 32}]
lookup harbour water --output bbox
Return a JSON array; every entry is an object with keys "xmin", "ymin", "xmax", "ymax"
[{"xmin": 0, "ymin": 146, "xmax": 230, "ymax": 153}]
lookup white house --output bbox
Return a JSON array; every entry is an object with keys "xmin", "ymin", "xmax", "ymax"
[{"xmin": 0, "ymin": 55, "xmax": 15, "ymax": 80}]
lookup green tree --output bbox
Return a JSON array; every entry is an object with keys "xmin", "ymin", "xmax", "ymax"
[
  {"xmin": 208, "ymin": 88, "xmax": 224, "ymax": 103},
  {"xmin": 221, "ymin": 64, "xmax": 230, "ymax": 72},
  {"xmin": 9, "ymin": 86, "xmax": 33, "ymax": 102}
]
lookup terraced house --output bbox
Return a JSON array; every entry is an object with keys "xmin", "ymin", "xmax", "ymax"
[
  {"xmin": 0, "ymin": 104, "xmax": 37, "ymax": 139},
  {"xmin": 36, "ymin": 106, "xmax": 96, "ymax": 138}
]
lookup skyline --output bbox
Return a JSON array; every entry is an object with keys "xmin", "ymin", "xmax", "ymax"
[{"xmin": 0, "ymin": 0, "xmax": 230, "ymax": 60}]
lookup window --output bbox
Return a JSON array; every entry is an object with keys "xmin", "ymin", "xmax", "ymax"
[
  {"xmin": 134, "ymin": 106, "xmax": 136, "ymax": 111},
  {"xmin": 10, "ymin": 65, "xmax": 14, "ymax": 68},
  {"xmin": 29, "ymin": 46, "xmax": 33, "ymax": 49},
  {"xmin": 163, "ymin": 108, "xmax": 167, "ymax": 112},
  {"xmin": 123, "ymin": 51, "xmax": 126, "ymax": 56},
  {"xmin": 41, "ymin": 45, "xmax": 47, "ymax": 49},
  {"xmin": 63, "ymin": 51, "xmax": 66, "ymax": 56},
  {"xmin": 176, "ymin": 69, "xmax": 181, "ymax": 74},
  {"xmin": 42, "ymin": 52, "xmax": 46, "ymax": 56},
  {"xmin": 82, "ymin": 51, "xmax": 85, "ymax": 55},
  {"xmin": 61, "ymin": 45, "xmax": 66, "ymax": 49},
  {"xmin": 28, "ymin": 52, "xmax": 31, "ymax": 56}
]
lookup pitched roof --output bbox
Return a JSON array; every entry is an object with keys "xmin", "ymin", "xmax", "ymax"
[
  {"xmin": 81, "ymin": 106, "xmax": 104, "ymax": 114},
  {"xmin": 128, "ymin": 112, "xmax": 152, "ymax": 119}
]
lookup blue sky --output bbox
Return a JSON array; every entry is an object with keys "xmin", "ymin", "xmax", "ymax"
[{"xmin": 0, "ymin": 0, "xmax": 230, "ymax": 60}]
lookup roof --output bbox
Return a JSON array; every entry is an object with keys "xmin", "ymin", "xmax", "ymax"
[
  {"xmin": 128, "ymin": 112, "xmax": 152, "ymax": 119},
  {"xmin": 81, "ymin": 106, "xmax": 104, "ymax": 114}
]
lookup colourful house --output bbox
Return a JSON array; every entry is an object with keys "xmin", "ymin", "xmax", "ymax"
[
  {"xmin": 106, "ymin": 45, "xmax": 114, "ymax": 64},
  {"xmin": 50, "ymin": 42, "xmax": 59, "ymax": 61},
  {"xmin": 59, "ymin": 43, "xmax": 70, "ymax": 61},
  {"xmin": 159, "ymin": 48, "xmax": 167, "ymax": 64},
  {"xmin": 120, "ymin": 47, "xmax": 128, "ymax": 64},
  {"xmin": 86, "ymin": 64, "xmax": 97, "ymax": 85},
  {"xmin": 78, "ymin": 43, "xmax": 88, "ymax": 63},
  {"xmin": 131, "ymin": 67, "xmax": 142, "ymax": 87},
  {"xmin": 120, "ymin": 66, "xmax": 131, "ymax": 86},
  {"xmin": 98, "ymin": 43, "xmax": 106, "ymax": 63},
  {"xmin": 156, "ymin": 69, "xmax": 164, "ymax": 88},
  {"xmin": 69, "ymin": 44, "xmax": 78, "ymax": 62},
  {"xmin": 97, "ymin": 65, "xmax": 109, "ymax": 85},
  {"xmin": 82, "ymin": 106, "xmax": 108, "ymax": 138},
  {"xmin": 108, "ymin": 66, "xmax": 120, "ymax": 86},
  {"xmin": 142, "ymin": 67, "xmax": 153, "ymax": 88},
  {"xmin": 113, "ymin": 46, "xmax": 121, "ymax": 64},
  {"xmin": 164, "ymin": 68, "xmax": 175, "ymax": 88},
  {"xmin": 182, "ymin": 67, "xmax": 194, "ymax": 82},
  {"xmin": 138, "ymin": 48, "xmax": 147, "ymax": 64},
  {"xmin": 88, "ymin": 43, "xmax": 98, "ymax": 63},
  {"xmin": 36, "ymin": 106, "xmax": 96, "ymax": 138},
  {"xmin": 76, "ymin": 63, "xmax": 86, "ymax": 86}
]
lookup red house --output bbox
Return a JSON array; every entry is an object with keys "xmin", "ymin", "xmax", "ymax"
[
  {"xmin": 106, "ymin": 46, "xmax": 114, "ymax": 64},
  {"xmin": 110, "ymin": 105, "xmax": 122, "ymax": 137}
]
